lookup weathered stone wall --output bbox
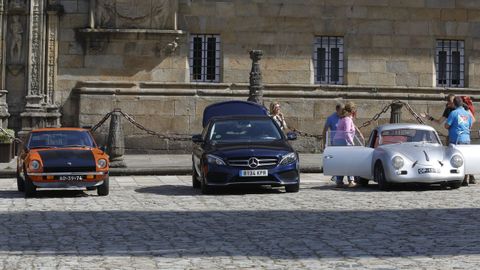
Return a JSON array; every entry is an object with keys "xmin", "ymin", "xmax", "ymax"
[
  {"xmin": 75, "ymin": 82, "xmax": 480, "ymax": 153},
  {"xmin": 52, "ymin": 0, "xmax": 480, "ymax": 152}
]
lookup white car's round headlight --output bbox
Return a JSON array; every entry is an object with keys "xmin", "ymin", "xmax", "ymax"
[
  {"xmin": 29, "ymin": 160, "xmax": 41, "ymax": 170},
  {"xmin": 392, "ymin": 156, "xmax": 404, "ymax": 169},
  {"xmin": 451, "ymin": 155, "xmax": 463, "ymax": 168},
  {"xmin": 97, "ymin": 159, "xmax": 107, "ymax": 169}
]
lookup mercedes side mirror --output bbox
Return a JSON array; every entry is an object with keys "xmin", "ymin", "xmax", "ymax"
[
  {"xmin": 287, "ymin": 132, "xmax": 297, "ymax": 141},
  {"xmin": 192, "ymin": 134, "xmax": 203, "ymax": 143}
]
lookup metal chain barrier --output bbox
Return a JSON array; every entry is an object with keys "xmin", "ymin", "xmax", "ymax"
[
  {"xmin": 290, "ymin": 128, "xmax": 323, "ymax": 140},
  {"xmin": 357, "ymin": 100, "xmax": 426, "ymax": 130},
  {"xmin": 90, "ymin": 109, "xmax": 191, "ymax": 141},
  {"xmin": 117, "ymin": 110, "xmax": 192, "ymax": 141},
  {"xmin": 90, "ymin": 111, "xmax": 114, "ymax": 132},
  {"xmin": 0, "ymin": 127, "xmax": 22, "ymax": 144}
]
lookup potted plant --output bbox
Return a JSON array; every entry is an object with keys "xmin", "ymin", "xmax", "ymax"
[{"xmin": 0, "ymin": 128, "xmax": 14, "ymax": 163}]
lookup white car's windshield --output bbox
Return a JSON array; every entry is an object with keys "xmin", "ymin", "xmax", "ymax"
[
  {"xmin": 380, "ymin": 129, "xmax": 441, "ymax": 145},
  {"xmin": 209, "ymin": 119, "xmax": 282, "ymax": 143}
]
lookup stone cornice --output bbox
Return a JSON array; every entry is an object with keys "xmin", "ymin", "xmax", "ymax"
[
  {"xmin": 77, "ymin": 28, "xmax": 185, "ymax": 36},
  {"xmin": 73, "ymin": 82, "xmax": 480, "ymax": 101}
]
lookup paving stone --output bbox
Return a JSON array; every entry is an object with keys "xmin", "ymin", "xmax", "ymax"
[{"xmin": 0, "ymin": 174, "xmax": 478, "ymax": 268}]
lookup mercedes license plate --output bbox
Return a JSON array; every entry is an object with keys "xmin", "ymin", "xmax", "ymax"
[
  {"xmin": 58, "ymin": 175, "xmax": 84, "ymax": 181},
  {"xmin": 418, "ymin": 168, "xmax": 440, "ymax": 174},
  {"xmin": 239, "ymin": 170, "xmax": 268, "ymax": 177}
]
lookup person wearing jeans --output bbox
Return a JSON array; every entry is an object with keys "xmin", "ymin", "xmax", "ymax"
[{"xmin": 445, "ymin": 96, "xmax": 473, "ymax": 186}]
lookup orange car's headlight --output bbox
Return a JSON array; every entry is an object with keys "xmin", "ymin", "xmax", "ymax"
[
  {"xmin": 29, "ymin": 160, "xmax": 41, "ymax": 171},
  {"xmin": 97, "ymin": 159, "xmax": 108, "ymax": 169}
]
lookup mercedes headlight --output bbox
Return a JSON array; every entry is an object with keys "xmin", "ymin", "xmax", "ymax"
[
  {"xmin": 451, "ymin": 155, "xmax": 463, "ymax": 168},
  {"xmin": 29, "ymin": 160, "xmax": 41, "ymax": 170},
  {"xmin": 207, "ymin": 154, "xmax": 225, "ymax": 166},
  {"xmin": 279, "ymin": 152, "xmax": 297, "ymax": 166},
  {"xmin": 392, "ymin": 156, "xmax": 404, "ymax": 169},
  {"xmin": 97, "ymin": 159, "xmax": 108, "ymax": 169}
]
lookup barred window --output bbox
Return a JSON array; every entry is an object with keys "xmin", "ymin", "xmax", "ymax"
[
  {"xmin": 189, "ymin": 34, "xmax": 221, "ymax": 83},
  {"xmin": 436, "ymin": 40, "xmax": 465, "ymax": 88},
  {"xmin": 313, "ymin": 37, "xmax": 344, "ymax": 85}
]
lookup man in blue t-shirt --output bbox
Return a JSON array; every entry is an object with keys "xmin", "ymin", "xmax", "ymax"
[
  {"xmin": 445, "ymin": 96, "xmax": 473, "ymax": 145},
  {"xmin": 445, "ymin": 97, "xmax": 474, "ymax": 186},
  {"xmin": 322, "ymin": 103, "xmax": 343, "ymax": 150}
]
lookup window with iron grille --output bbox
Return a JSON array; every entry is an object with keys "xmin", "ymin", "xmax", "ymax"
[
  {"xmin": 436, "ymin": 40, "xmax": 465, "ymax": 88},
  {"xmin": 313, "ymin": 37, "xmax": 344, "ymax": 85},
  {"xmin": 189, "ymin": 34, "xmax": 221, "ymax": 83}
]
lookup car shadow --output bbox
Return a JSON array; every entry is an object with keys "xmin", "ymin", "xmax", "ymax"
[
  {"xmin": 32, "ymin": 190, "xmax": 90, "ymax": 198},
  {"xmin": 310, "ymin": 183, "xmax": 452, "ymax": 192},
  {"xmin": 135, "ymin": 185, "xmax": 284, "ymax": 196},
  {"xmin": 0, "ymin": 190, "xmax": 25, "ymax": 199}
]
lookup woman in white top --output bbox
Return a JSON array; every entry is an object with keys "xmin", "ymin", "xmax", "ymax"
[{"xmin": 269, "ymin": 102, "xmax": 288, "ymax": 132}]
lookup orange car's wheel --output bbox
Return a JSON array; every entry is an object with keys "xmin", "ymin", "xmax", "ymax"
[
  {"xmin": 16, "ymin": 171, "xmax": 25, "ymax": 192},
  {"xmin": 97, "ymin": 177, "xmax": 109, "ymax": 196},
  {"xmin": 24, "ymin": 175, "xmax": 37, "ymax": 198}
]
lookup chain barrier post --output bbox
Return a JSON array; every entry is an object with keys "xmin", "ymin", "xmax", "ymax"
[
  {"xmin": 106, "ymin": 109, "xmax": 126, "ymax": 168},
  {"xmin": 390, "ymin": 102, "xmax": 403, "ymax": 123}
]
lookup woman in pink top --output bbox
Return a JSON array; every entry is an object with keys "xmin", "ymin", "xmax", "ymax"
[
  {"xmin": 332, "ymin": 101, "xmax": 358, "ymax": 187},
  {"xmin": 333, "ymin": 102, "xmax": 356, "ymax": 146}
]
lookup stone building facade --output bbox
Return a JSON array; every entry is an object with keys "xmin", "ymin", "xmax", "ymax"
[{"xmin": 1, "ymin": 0, "xmax": 480, "ymax": 152}]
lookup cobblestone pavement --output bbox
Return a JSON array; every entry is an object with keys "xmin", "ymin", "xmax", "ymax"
[{"xmin": 0, "ymin": 174, "xmax": 479, "ymax": 269}]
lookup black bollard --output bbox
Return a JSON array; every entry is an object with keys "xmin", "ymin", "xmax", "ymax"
[
  {"xmin": 390, "ymin": 103, "xmax": 403, "ymax": 124},
  {"xmin": 106, "ymin": 109, "xmax": 126, "ymax": 168},
  {"xmin": 247, "ymin": 50, "xmax": 264, "ymax": 104}
]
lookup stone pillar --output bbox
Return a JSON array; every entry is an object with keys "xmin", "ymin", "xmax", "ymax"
[
  {"xmin": 106, "ymin": 110, "xmax": 126, "ymax": 168},
  {"xmin": 19, "ymin": 0, "xmax": 61, "ymax": 136},
  {"xmin": 44, "ymin": 0, "xmax": 62, "ymax": 127},
  {"xmin": 390, "ymin": 103, "xmax": 403, "ymax": 124},
  {"xmin": 0, "ymin": 0, "xmax": 8, "ymax": 128},
  {"xmin": 247, "ymin": 50, "xmax": 264, "ymax": 104}
]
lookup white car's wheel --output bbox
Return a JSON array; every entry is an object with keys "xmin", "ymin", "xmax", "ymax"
[{"xmin": 375, "ymin": 163, "xmax": 390, "ymax": 191}]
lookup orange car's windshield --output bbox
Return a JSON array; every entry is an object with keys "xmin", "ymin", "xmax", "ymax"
[{"xmin": 28, "ymin": 131, "xmax": 95, "ymax": 149}]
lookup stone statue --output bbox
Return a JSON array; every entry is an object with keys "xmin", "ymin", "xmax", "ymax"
[
  {"xmin": 97, "ymin": 0, "xmax": 114, "ymax": 27},
  {"xmin": 9, "ymin": 16, "xmax": 23, "ymax": 63},
  {"xmin": 152, "ymin": 0, "xmax": 170, "ymax": 28}
]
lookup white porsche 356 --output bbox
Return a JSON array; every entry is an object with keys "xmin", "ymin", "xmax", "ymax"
[{"xmin": 323, "ymin": 123, "xmax": 480, "ymax": 190}]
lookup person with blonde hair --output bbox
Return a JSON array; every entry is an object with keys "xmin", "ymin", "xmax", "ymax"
[{"xmin": 269, "ymin": 101, "xmax": 288, "ymax": 131}]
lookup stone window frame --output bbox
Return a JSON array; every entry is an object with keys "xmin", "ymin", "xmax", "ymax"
[
  {"xmin": 435, "ymin": 40, "xmax": 465, "ymax": 88},
  {"xmin": 189, "ymin": 34, "xmax": 221, "ymax": 83},
  {"xmin": 313, "ymin": 36, "xmax": 344, "ymax": 85}
]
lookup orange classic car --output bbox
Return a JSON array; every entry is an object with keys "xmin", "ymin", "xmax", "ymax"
[{"xmin": 17, "ymin": 128, "xmax": 110, "ymax": 197}]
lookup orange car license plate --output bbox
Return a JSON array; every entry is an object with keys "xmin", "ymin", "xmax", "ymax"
[{"xmin": 58, "ymin": 175, "xmax": 84, "ymax": 181}]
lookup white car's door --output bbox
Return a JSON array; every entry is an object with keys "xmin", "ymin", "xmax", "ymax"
[
  {"xmin": 454, "ymin": 145, "xmax": 480, "ymax": 174},
  {"xmin": 323, "ymin": 146, "xmax": 374, "ymax": 179}
]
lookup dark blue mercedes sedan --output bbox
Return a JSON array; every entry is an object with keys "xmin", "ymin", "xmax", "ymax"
[{"xmin": 192, "ymin": 101, "xmax": 300, "ymax": 194}]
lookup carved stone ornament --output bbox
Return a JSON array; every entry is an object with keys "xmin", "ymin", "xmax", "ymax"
[
  {"xmin": 94, "ymin": 0, "xmax": 176, "ymax": 29},
  {"xmin": 8, "ymin": 0, "xmax": 26, "ymax": 12}
]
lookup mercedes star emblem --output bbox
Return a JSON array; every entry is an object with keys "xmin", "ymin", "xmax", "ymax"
[{"xmin": 248, "ymin": 157, "xmax": 259, "ymax": 168}]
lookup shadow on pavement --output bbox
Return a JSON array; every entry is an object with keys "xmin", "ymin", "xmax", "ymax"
[
  {"xmin": 0, "ymin": 208, "xmax": 479, "ymax": 258},
  {"xmin": 0, "ymin": 190, "xmax": 90, "ymax": 199},
  {"xmin": 311, "ymin": 183, "xmax": 454, "ymax": 192},
  {"xmin": 135, "ymin": 185, "xmax": 284, "ymax": 196}
]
